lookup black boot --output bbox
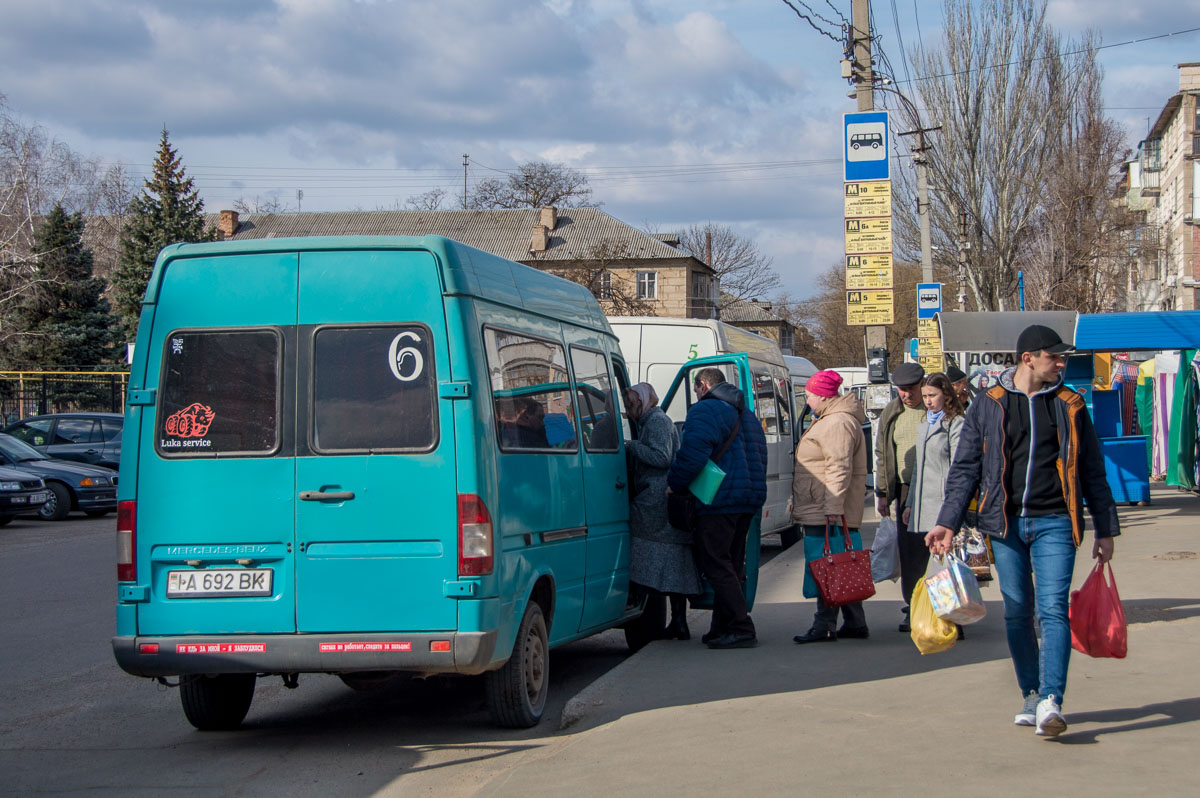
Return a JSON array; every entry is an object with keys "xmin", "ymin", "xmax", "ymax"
[{"xmin": 663, "ymin": 595, "xmax": 691, "ymax": 640}]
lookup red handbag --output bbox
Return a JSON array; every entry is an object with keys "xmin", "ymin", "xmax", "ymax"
[
  {"xmin": 1069, "ymin": 561, "xmax": 1127, "ymax": 659},
  {"xmin": 807, "ymin": 516, "xmax": 876, "ymax": 607}
]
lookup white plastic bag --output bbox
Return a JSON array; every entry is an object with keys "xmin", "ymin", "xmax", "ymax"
[
  {"xmin": 871, "ymin": 517, "xmax": 900, "ymax": 583},
  {"xmin": 924, "ymin": 556, "xmax": 987, "ymax": 625}
]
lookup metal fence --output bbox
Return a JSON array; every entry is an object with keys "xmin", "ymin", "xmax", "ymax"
[{"xmin": 0, "ymin": 372, "xmax": 129, "ymax": 423}]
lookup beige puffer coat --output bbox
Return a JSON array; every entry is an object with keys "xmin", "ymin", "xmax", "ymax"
[{"xmin": 791, "ymin": 391, "xmax": 869, "ymax": 528}]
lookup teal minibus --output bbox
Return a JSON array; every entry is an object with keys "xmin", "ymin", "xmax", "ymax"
[{"xmin": 112, "ymin": 236, "xmax": 760, "ymax": 730}]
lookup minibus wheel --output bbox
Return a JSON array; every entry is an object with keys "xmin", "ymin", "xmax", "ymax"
[
  {"xmin": 179, "ymin": 674, "xmax": 256, "ymax": 730},
  {"xmin": 779, "ymin": 525, "xmax": 801, "ymax": 550},
  {"xmin": 485, "ymin": 601, "xmax": 548, "ymax": 728}
]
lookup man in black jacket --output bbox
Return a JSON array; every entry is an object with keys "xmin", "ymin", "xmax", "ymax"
[{"xmin": 926, "ymin": 325, "xmax": 1119, "ymax": 739}]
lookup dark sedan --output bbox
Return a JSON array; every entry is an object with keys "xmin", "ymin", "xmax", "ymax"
[
  {"xmin": 3, "ymin": 412, "xmax": 123, "ymax": 470},
  {"xmin": 0, "ymin": 465, "xmax": 48, "ymax": 525},
  {"xmin": 0, "ymin": 434, "xmax": 118, "ymax": 521}
]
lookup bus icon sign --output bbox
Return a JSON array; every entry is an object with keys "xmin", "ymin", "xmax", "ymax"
[{"xmin": 844, "ymin": 111, "xmax": 890, "ymax": 181}]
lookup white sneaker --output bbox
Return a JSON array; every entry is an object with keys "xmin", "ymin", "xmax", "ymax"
[
  {"xmin": 1035, "ymin": 695, "xmax": 1067, "ymax": 737},
  {"xmin": 1014, "ymin": 691, "xmax": 1039, "ymax": 726}
]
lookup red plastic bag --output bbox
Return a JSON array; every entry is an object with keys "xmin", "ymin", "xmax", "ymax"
[{"xmin": 1069, "ymin": 562, "xmax": 1127, "ymax": 659}]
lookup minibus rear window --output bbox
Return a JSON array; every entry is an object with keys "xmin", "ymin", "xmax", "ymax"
[
  {"xmin": 157, "ymin": 329, "xmax": 280, "ymax": 457},
  {"xmin": 311, "ymin": 325, "xmax": 436, "ymax": 452}
]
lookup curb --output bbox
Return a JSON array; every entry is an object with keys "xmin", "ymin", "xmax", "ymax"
[{"xmin": 558, "ymin": 534, "xmax": 810, "ymax": 730}]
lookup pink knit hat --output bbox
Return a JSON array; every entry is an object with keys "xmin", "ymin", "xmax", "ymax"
[{"xmin": 806, "ymin": 370, "xmax": 843, "ymax": 398}]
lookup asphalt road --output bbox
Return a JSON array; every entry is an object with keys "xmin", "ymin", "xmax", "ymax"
[{"xmin": 1, "ymin": 515, "xmax": 785, "ymax": 796}]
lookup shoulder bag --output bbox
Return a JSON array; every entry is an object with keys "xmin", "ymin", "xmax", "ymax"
[{"xmin": 667, "ymin": 415, "xmax": 740, "ymax": 531}]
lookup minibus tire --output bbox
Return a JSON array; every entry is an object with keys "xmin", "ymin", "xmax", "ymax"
[
  {"xmin": 779, "ymin": 525, "xmax": 801, "ymax": 550},
  {"xmin": 179, "ymin": 674, "xmax": 256, "ymax": 731},
  {"xmin": 622, "ymin": 592, "xmax": 666, "ymax": 653},
  {"xmin": 485, "ymin": 601, "xmax": 548, "ymax": 728}
]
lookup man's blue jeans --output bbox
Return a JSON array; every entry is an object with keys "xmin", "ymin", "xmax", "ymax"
[{"xmin": 991, "ymin": 514, "xmax": 1076, "ymax": 703}]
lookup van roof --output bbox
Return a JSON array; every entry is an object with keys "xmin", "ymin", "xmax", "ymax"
[
  {"xmin": 148, "ymin": 236, "xmax": 613, "ymax": 335},
  {"xmin": 610, "ymin": 316, "xmax": 781, "ymax": 356}
]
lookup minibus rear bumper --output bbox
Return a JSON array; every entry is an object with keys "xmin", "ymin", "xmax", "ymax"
[{"xmin": 112, "ymin": 631, "xmax": 498, "ymax": 677}]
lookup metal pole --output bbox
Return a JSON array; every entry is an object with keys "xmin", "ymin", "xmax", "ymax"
[
  {"xmin": 462, "ymin": 154, "xmax": 469, "ymax": 209},
  {"xmin": 1018, "ymin": 270, "xmax": 1026, "ymax": 311}
]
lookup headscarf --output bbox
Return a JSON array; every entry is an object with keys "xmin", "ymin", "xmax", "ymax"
[{"xmin": 630, "ymin": 382, "xmax": 657, "ymax": 409}]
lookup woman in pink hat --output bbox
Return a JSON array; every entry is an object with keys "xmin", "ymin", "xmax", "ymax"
[{"xmin": 791, "ymin": 370, "xmax": 871, "ymax": 643}]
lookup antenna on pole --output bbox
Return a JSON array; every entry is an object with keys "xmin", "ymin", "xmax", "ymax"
[
  {"xmin": 297, "ymin": 189, "xmax": 303, "ymax": 212},
  {"xmin": 462, "ymin": 154, "xmax": 470, "ymax": 209}
]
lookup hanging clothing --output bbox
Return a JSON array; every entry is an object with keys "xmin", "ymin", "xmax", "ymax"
[{"xmin": 1167, "ymin": 348, "xmax": 1198, "ymax": 490}]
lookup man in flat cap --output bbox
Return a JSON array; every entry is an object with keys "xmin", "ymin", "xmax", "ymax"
[
  {"xmin": 873, "ymin": 360, "xmax": 926, "ymax": 631},
  {"xmin": 926, "ymin": 324, "xmax": 1119, "ymax": 739}
]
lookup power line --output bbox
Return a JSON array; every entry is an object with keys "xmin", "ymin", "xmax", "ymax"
[
  {"xmin": 891, "ymin": 25, "xmax": 1200, "ymax": 87},
  {"xmin": 778, "ymin": 0, "xmax": 843, "ymax": 44}
]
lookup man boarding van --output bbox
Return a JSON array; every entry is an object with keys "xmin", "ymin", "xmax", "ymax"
[
  {"xmin": 612, "ymin": 317, "xmax": 795, "ymax": 540},
  {"xmin": 112, "ymin": 237, "xmax": 757, "ymax": 731}
]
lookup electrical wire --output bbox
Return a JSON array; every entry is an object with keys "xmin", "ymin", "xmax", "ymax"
[
  {"xmin": 778, "ymin": 0, "xmax": 843, "ymax": 45},
  {"xmin": 892, "ymin": 25, "xmax": 1200, "ymax": 87}
]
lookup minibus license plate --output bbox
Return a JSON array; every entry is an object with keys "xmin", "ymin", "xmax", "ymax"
[{"xmin": 167, "ymin": 568, "xmax": 273, "ymax": 598}]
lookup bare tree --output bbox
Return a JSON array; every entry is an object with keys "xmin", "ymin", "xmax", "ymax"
[
  {"xmin": 468, "ymin": 161, "xmax": 595, "ymax": 209},
  {"xmin": 0, "ymin": 97, "xmax": 102, "ymax": 355},
  {"xmin": 1022, "ymin": 46, "xmax": 1131, "ymax": 313},
  {"xmin": 773, "ymin": 260, "xmax": 948, "ymax": 367},
  {"xmin": 403, "ymin": 187, "xmax": 449, "ymax": 211},
  {"xmin": 893, "ymin": 0, "xmax": 1099, "ymax": 311},
  {"xmin": 551, "ymin": 241, "xmax": 654, "ymax": 316},
  {"xmin": 232, "ymin": 194, "xmax": 290, "ymax": 214},
  {"xmin": 676, "ymin": 222, "xmax": 780, "ymax": 310}
]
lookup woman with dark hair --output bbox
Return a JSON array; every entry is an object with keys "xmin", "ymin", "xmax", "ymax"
[{"xmin": 901, "ymin": 373, "xmax": 966, "ymax": 628}]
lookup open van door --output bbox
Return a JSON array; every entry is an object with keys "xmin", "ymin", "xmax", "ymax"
[{"xmin": 659, "ymin": 354, "xmax": 762, "ymax": 611}]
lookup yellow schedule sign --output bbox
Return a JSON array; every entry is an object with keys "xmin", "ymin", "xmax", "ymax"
[
  {"xmin": 845, "ymin": 217, "xmax": 893, "ymax": 254},
  {"xmin": 918, "ymin": 354, "xmax": 945, "ymax": 372},
  {"xmin": 917, "ymin": 337, "xmax": 943, "ymax": 356},
  {"xmin": 846, "ymin": 253, "xmax": 893, "ymax": 289},
  {"xmin": 844, "ymin": 180, "xmax": 892, "ymax": 218},
  {"xmin": 917, "ymin": 318, "xmax": 939, "ymax": 338},
  {"xmin": 846, "ymin": 290, "xmax": 894, "ymax": 326}
]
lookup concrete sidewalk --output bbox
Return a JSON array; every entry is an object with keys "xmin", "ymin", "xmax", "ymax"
[{"xmin": 479, "ymin": 485, "xmax": 1200, "ymax": 797}]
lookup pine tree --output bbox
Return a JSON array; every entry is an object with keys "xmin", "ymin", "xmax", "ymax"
[
  {"xmin": 17, "ymin": 203, "xmax": 119, "ymax": 369},
  {"xmin": 112, "ymin": 128, "xmax": 212, "ymax": 337}
]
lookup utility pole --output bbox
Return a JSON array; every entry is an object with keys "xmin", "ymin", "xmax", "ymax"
[
  {"xmin": 896, "ymin": 126, "xmax": 939, "ymax": 285},
  {"xmin": 955, "ymin": 205, "xmax": 969, "ymax": 309},
  {"xmin": 850, "ymin": 0, "xmax": 887, "ymax": 362},
  {"xmin": 462, "ymin": 154, "xmax": 470, "ymax": 209}
]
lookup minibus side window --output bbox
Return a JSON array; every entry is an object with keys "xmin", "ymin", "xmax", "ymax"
[
  {"xmin": 311, "ymin": 325, "xmax": 437, "ymax": 452},
  {"xmin": 770, "ymin": 366, "xmax": 793, "ymax": 440},
  {"xmin": 157, "ymin": 329, "xmax": 280, "ymax": 457},
  {"xmin": 485, "ymin": 328, "xmax": 577, "ymax": 453},
  {"xmin": 570, "ymin": 348, "xmax": 619, "ymax": 452},
  {"xmin": 752, "ymin": 369, "xmax": 780, "ymax": 443}
]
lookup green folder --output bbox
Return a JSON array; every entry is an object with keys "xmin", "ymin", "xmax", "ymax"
[{"xmin": 689, "ymin": 459, "xmax": 726, "ymax": 505}]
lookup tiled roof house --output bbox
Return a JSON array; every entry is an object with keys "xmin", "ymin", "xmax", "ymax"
[{"xmin": 208, "ymin": 206, "xmax": 719, "ymax": 319}]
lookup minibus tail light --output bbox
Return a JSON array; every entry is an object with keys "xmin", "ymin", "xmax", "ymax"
[
  {"xmin": 457, "ymin": 494, "xmax": 493, "ymax": 576},
  {"xmin": 117, "ymin": 500, "xmax": 136, "ymax": 582}
]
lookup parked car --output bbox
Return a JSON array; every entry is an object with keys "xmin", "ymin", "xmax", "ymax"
[
  {"xmin": 0, "ymin": 433, "xmax": 118, "ymax": 521},
  {"xmin": 0, "ymin": 465, "xmax": 49, "ymax": 525},
  {"xmin": 3, "ymin": 412, "xmax": 123, "ymax": 470}
]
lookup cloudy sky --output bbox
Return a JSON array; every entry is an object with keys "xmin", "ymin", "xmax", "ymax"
[{"xmin": 1, "ymin": 0, "xmax": 1196, "ymax": 298}]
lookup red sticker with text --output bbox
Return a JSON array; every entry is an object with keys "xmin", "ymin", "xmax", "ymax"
[
  {"xmin": 319, "ymin": 642, "xmax": 412, "ymax": 652},
  {"xmin": 165, "ymin": 403, "xmax": 216, "ymax": 438},
  {"xmin": 176, "ymin": 643, "xmax": 265, "ymax": 654}
]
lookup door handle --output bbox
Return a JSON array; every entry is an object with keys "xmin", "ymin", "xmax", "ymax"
[
  {"xmin": 299, "ymin": 490, "xmax": 355, "ymax": 502},
  {"xmin": 615, "ymin": 479, "xmax": 626, "ymax": 490},
  {"xmin": 85, "ymin": 449, "xmax": 99, "ymax": 454}
]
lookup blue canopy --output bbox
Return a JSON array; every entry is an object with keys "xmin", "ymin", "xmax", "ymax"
[{"xmin": 1074, "ymin": 311, "xmax": 1200, "ymax": 351}]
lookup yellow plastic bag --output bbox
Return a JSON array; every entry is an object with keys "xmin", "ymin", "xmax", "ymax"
[{"xmin": 910, "ymin": 579, "xmax": 957, "ymax": 655}]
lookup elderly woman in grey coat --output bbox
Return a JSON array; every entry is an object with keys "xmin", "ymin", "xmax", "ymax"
[{"xmin": 626, "ymin": 382, "xmax": 702, "ymax": 640}]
